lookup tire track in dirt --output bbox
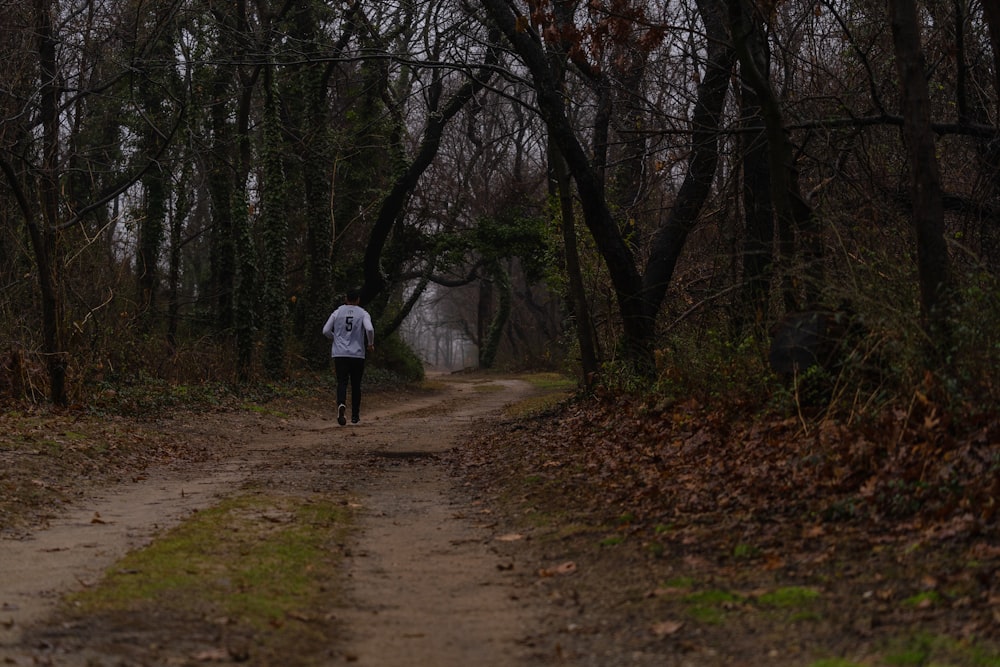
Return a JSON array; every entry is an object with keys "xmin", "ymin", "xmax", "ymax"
[{"xmin": 332, "ymin": 378, "xmax": 537, "ymax": 666}]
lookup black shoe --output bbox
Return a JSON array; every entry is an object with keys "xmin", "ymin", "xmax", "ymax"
[
  {"xmin": 351, "ymin": 416, "xmax": 360, "ymax": 424},
  {"xmin": 337, "ymin": 404, "xmax": 347, "ymax": 426}
]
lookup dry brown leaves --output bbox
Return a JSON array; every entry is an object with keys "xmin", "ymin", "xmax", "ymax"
[
  {"xmin": 454, "ymin": 391, "xmax": 1000, "ymax": 657},
  {"xmin": 0, "ymin": 405, "xmax": 226, "ymax": 535},
  {"xmin": 461, "ymin": 393, "xmax": 999, "ymax": 535}
]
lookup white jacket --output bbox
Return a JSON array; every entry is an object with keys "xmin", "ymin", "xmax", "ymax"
[{"xmin": 322, "ymin": 305, "xmax": 374, "ymax": 358}]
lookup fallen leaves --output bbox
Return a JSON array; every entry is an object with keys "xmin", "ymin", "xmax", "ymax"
[
  {"xmin": 456, "ymin": 388, "xmax": 1000, "ymax": 664},
  {"xmin": 192, "ymin": 645, "xmax": 249, "ymax": 662},
  {"xmin": 1, "ymin": 408, "xmax": 210, "ymax": 534},
  {"xmin": 650, "ymin": 620, "xmax": 683, "ymax": 637},
  {"xmin": 495, "ymin": 532, "xmax": 524, "ymax": 542},
  {"xmin": 465, "ymin": 389, "xmax": 1000, "ymax": 547},
  {"xmin": 538, "ymin": 561, "xmax": 577, "ymax": 577},
  {"xmin": 192, "ymin": 648, "xmax": 229, "ymax": 662}
]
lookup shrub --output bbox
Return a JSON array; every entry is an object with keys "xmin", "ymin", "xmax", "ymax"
[{"xmin": 371, "ymin": 333, "xmax": 425, "ymax": 383}]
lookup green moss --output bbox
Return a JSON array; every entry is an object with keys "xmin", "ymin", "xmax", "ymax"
[
  {"xmin": 758, "ymin": 586, "xmax": 821, "ymax": 608},
  {"xmin": 684, "ymin": 589, "xmax": 742, "ymax": 605},
  {"xmin": 732, "ymin": 542, "xmax": 760, "ymax": 559},
  {"xmin": 663, "ymin": 576, "xmax": 695, "ymax": 589},
  {"xmin": 616, "ymin": 512, "xmax": 636, "ymax": 525},
  {"xmin": 682, "ymin": 589, "xmax": 743, "ymax": 625},
  {"xmin": 472, "ymin": 382, "xmax": 505, "ymax": 392},
  {"xmin": 902, "ymin": 590, "xmax": 941, "ymax": 608},
  {"xmin": 505, "ymin": 391, "xmax": 571, "ymax": 417},
  {"xmin": 517, "ymin": 372, "xmax": 576, "ymax": 391},
  {"xmin": 242, "ymin": 403, "xmax": 290, "ymax": 418},
  {"xmin": 553, "ymin": 522, "xmax": 600, "ymax": 539},
  {"xmin": 67, "ymin": 493, "xmax": 351, "ymax": 638},
  {"xmin": 881, "ymin": 632, "xmax": 1000, "ymax": 667},
  {"xmin": 884, "ymin": 633, "xmax": 936, "ymax": 666}
]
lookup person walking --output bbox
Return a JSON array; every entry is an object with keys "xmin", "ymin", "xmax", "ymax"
[{"xmin": 322, "ymin": 289, "xmax": 375, "ymax": 425}]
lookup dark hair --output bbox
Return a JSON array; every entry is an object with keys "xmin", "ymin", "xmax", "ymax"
[{"xmin": 346, "ymin": 288, "xmax": 362, "ymax": 302}]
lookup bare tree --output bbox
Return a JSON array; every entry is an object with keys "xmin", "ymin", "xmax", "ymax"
[
  {"xmin": 480, "ymin": 0, "xmax": 735, "ymax": 373},
  {"xmin": 1, "ymin": 0, "xmax": 183, "ymax": 403},
  {"xmin": 888, "ymin": 0, "xmax": 952, "ymax": 346}
]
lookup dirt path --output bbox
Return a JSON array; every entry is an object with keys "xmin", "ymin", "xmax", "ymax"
[
  {"xmin": 331, "ymin": 378, "xmax": 538, "ymax": 666},
  {"xmin": 0, "ymin": 374, "xmax": 540, "ymax": 665}
]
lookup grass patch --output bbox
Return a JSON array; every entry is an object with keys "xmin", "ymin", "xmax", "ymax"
[
  {"xmin": 553, "ymin": 522, "xmax": 602, "ymax": 539},
  {"xmin": 417, "ymin": 378, "xmax": 448, "ymax": 392},
  {"xmin": 505, "ymin": 392, "xmax": 570, "ymax": 417},
  {"xmin": 881, "ymin": 632, "xmax": 1000, "ymax": 667},
  {"xmin": 242, "ymin": 403, "xmax": 290, "ymax": 418},
  {"xmin": 599, "ymin": 535, "xmax": 624, "ymax": 547},
  {"xmin": 66, "ymin": 491, "xmax": 352, "ymax": 663},
  {"xmin": 646, "ymin": 542, "xmax": 665, "ymax": 557},
  {"xmin": 516, "ymin": 372, "xmax": 577, "ymax": 391},
  {"xmin": 757, "ymin": 586, "xmax": 821, "ymax": 608},
  {"xmin": 616, "ymin": 512, "xmax": 636, "ymax": 525},
  {"xmin": 664, "ymin": 577, "xmax": 696, "ymax": 589},
  {"xmin": 682, "ymin": 589, "xmax": 743, "ymax": 624},
  {"xmin": 732, "ymin": 542, "xmax": 760, "ymax": 559},
  {"xmin": 756, "ymin": 586, "xmax": 823, "ymax": 623},
  {"xmin": 472, "ymin": 382, "xmax": 505, "ymax": 392},
  {"xmin": 902, "ymin": 590, "xmax": 941, "ymax": 608},
  {"xmin": 884, "ymin": 632, "xmax": 936, "ymax": 666},
  {"xmin": 503, "ymin": 372, "xmax": 575, "ymax": 418},
  {"xmin": 519, "ymin": 507, "xmax": 557, "ymax": 528}
]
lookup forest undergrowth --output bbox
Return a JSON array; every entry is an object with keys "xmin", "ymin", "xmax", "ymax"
[{"xmin": 455, "ymin": 373, "xmax": 1000, "ymax": 665}]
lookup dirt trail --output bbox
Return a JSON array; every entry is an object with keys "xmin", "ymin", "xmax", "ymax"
[
  {"xmin": 0, "ymin": 374, "xmax": 540, "ymax": 665},
  {"xmin": 334, "ymin": 382, "xmax": 533, "ymax": 666}
]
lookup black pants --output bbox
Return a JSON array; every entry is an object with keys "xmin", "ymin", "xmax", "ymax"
[{"xmin": 334, "ymin": 356, "xmax": 366, "ymax": 420}]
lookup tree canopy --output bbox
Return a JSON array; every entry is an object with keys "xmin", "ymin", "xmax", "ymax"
[{"xmin": 0, "ymin": 0, "xmax": 996, "ymax": 416}]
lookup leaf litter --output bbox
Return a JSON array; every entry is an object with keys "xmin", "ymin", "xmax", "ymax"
[
  {"xmin": 1, "ymin": 381, "xmax": 997, "ymax": 666},
  {"xmin": 455, "ymin": 392, "xmax": 1000, "ymax": 665}
]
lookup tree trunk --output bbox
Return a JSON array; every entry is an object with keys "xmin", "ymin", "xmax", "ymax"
[
  {"xmin": 231, "ymin": 14, "xmax": 262, "ymax": 383},
  {"xmin": 726, "ymin": 0, "xmax": 822, "ymax": 311},
  {"xmin": 482, "ymin": 0, "xmax": 733, "ymax": 375},
  {"xmin": 137, "ymin": 160, "xmax": 166, "ymax": 331},
  {"xmin": 543, "ymin": 2, "xmax": 600, "ymax": 385},
  {"xmin": 34, "ymin": 0, "xmax": 67, "ymax": 405},
  {"xmin": 479, "ymin": 259, "xmax": 511, "ymax": 369},
  {"xmin": 969, "ymin": 0, "xmax": 1000, "ymax": 272},
  {"xmin": 301, "ymin": 66, "xmax": 336, "ymax": 369},
  {"xmin": 477, "ymin": 272, "xmax": 493, "ymax": 364},
  {"xmin": 551, "ymin": 143, "xmax": 600, "ymax": 385},
  {"xmin": 207, "ymin": 64, "xmax": 237, "ymax": 333},
  {"xmin": 233, "ymin": 181, "xmax": 256, "ymax": 383},
  {"xmin": 361, "ymin": 33, "xmax": 501, "ymax": 304},
  {"xmin": 479, "ymin": 0, "xmax": 645, "ymax": 361},
  {"xmin": 135, "ymin": 22, "xmax": 175, "ymax": 333},
  {"xmin": 166, "ymin": 163, "xmax": 194, "ymax": 349},
  {"xmin": 888, "ymin": 0, "xmax": 953, "ymax": 348},
  {"xmin": 260, "ymin": 69, "xmax": 288, "ymax": 380},
  {"xmin": 980, "ymin": 0, "xmax": 1000, "ymax": 124},
  {"xmin": 639, "ymin": 0, "xmax": 735, "ymax": 318},
  {"xmin": 738, "ymin": 82, "xmax": 774, "ymax": 329},
  {"xmin": 380, "ymin": 274, "xmax": 432, "ymax": 339}
]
